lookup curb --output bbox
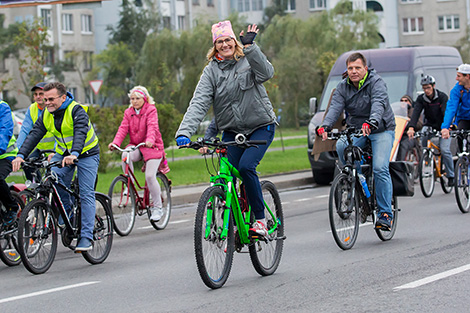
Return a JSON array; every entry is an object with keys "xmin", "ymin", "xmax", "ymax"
[{"xmin": 170, "ymin": 170, "xmax": 314, "ymax": 206}]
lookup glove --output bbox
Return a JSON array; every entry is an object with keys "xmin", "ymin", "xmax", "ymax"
[
  {"xmin": 315, "ymin": 126, "xmax": 330, "ymax": 136},
  {"xmin": 363, "ymin": 119, "xmax": 379, "ymax": 130},
  {"xmin": 176, "ymin": 136, "xmax": 190, "ymax": 146},
  {"xmin": 239, "ymin": 32, "xmax": 257, "ymax": 45}
]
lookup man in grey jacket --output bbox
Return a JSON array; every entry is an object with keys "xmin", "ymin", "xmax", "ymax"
[{"xmin": 317, "ymin": 52, "xmax": 396, "ymax": 230}]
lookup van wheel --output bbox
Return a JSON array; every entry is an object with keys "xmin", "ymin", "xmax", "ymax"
[{"xmin": 312, "ymin": 169, "xmax": 334, "ymax": 185}]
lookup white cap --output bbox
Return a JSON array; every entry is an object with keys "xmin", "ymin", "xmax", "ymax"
[{"xmin": 457, "ymin": 63, "xmax": 470, "ymax": 74}]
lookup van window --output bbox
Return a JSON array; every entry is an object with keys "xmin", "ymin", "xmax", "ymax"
[
  {"xmin": 417, "ymin": 68, "xmax": 457, "ymax": 95},
  {"xmin": 319, "ymin": 76, "xmax": 342, "ymax": 111}
]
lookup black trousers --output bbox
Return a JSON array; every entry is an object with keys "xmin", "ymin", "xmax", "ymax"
[{"xmin": 0, "ymin": 158, "xmax": 18, "ymax": 212}]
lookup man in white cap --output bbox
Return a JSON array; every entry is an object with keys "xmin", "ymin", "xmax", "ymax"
[{"xmin": 441, "ymin": 64, "xmax": 470, "ymax": 144}]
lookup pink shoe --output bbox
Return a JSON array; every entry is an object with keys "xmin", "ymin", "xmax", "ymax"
[{"xmin": 249, "ymin": 221, "xmax": 268, "ymax": 237}]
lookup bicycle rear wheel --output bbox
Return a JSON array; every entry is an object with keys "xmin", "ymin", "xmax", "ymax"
[
  {"xmin": 17, "ymin": 199, "xmax": 58, "ymax": 274},
  {"xmin": 376, "ymin": 196, "xmax": 399, "ymax": 241},
  {"xmin": 194, "ymin": 186, "xmax": 234, "ymax": 289},
  {"xmin": 455, "ymin": 156, "xmax": 470, "ymax": 213},
  {"xmin": 249, "ymin": 181, "xmax": 284, "ymax": 276},
  {"xmin": 0, "ymin": 192, "xmax": 24, "ymax": 266},
  {"xmin": 82, "ymin": 193, "xmax": 114, "ymax": 264},
  {"xmin": 329, "ymin": 172, "xmax": 360, "ymax": 250},
  {"xmin": 404, "ymin": 144, "xmax": 421, "ymax": 181},
  {"xmin": 148, "ymin": 173, "xmax": 172, "ymax": 230},
  {"xmin": 108, "ymin": 175, "xmax": 136, "ymax": 236},
  {"xmin": 440, "ymin": 159, "xmax": 453, "ymax": 194},
  {"xmin": 419, "ymin": 149, "xmax": 435, "ymax": 197}
]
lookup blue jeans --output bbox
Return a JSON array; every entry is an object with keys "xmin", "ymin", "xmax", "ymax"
[
  {"xmin": 51, "ymin": 153, "xmax": 100, "ymax": 240},
  {"xmin": 222, "ymin": 124, "xmax": 275, "ymax": 220},
  {"xmin": 421, "ymin": 126, "xmax": 454, "ymax": 179},
  {"xmin": 336, "ymin": 130, "xmax": 395, "ymax": 218}
]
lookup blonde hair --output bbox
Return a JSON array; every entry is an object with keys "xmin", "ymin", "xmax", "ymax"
[
  {"xmin": 206, "ymin": 39, "xmax": 245, "ymax": 61},
  {"xmin": 128, "ymin": 86, "xmax": 155, "ymax": 105}
]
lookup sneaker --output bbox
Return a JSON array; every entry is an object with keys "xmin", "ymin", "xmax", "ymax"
[
  {"xmin": 2, "ymin": 209, "xmax": 18, "ymax": 227},
  {"xmin": 75, "ymin": 237, "xmax": 93, "ymax": 252},
  {"xmin": 447, "ymin": 177, "xmax": 454, "ymax": 187},
  {"xmin": 375, "ymin": 213, "xmax": 392, "ymax": 231},
  {"xmin": 150, "ymin": 207, "xmax": 163, "ymax": 222},
  {"xmin": 249, "ymin": 221, "xmax": 268, "ymax": 237}
]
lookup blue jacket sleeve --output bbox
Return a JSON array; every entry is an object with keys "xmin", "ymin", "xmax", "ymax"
[
  {"xmin": 441, "ymin": 84, "xmax": 460, "ymax": 129},
  {"xmin": 0, "ymin": 102, "xmax": 14, "ymax": 155},
  {"xmin": 16, "ymin": 107, "xmax": 33, "ymax": 148}
]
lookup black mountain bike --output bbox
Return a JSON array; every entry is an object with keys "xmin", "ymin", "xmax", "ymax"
[
  {"xmin": 0, "ymin": 190, "xmax": 25, "ymax": 266},
  {"xmin": 328, "ymin": 127, "xmax": 399, "ymax": 250},
  {"xmin": 17, "ymin": 158, "xmax": 113, "ymax": 274}
]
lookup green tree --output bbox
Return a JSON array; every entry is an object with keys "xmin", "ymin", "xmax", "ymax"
[{"xmin": 456, "ymin": 25, "xmax": 470, "ymax": 63}]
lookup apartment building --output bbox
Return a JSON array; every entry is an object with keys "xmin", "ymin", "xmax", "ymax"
[{"xmin": 0, "ymin": 3, "xmax": 96, "ymax": 108}]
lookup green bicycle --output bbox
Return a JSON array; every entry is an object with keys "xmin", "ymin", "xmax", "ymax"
[{"xmin": 181, "ymin": 135, "xmax": 285, "ymax": 289}]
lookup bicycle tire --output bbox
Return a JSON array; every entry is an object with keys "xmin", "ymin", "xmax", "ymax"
[
  {"xmin": 82, "ymin": 193, "xmax": 114, "ymax": 264},
  {"xmin": 376, "ymin": 196, "xmax": 399, "ymax": 241},
  {"xmin": 455, "ymin": 157, "xmax": 470, "ymax": 213},
  {"xmin": 0, "ymin": 192, "xmax": 24, "ymax": 266},
  {"xmin": 148, "ymin": 173, "xmax": 172, "ymax": 230},
  {"xmin": 19, "ymin": 189, "xmax": 35, "ymax": 205},
  {"xmin": 249, "ymin": 180, "xmax": 284, "ymax": 276},
  {"xmin": 440, "ymin": 159, "xmax": 453, "ymax": 194},
  {"xmin": 17, "ymin": 199, "xmax": 58, "ymax": 274},
  {"xmin": 194, "ymin": 186, "xmax": 234, "ymax": 289},
  {"xmin": 419, "ymin": 149, "xmax": 435, "ymax": 198},
  {"xmin": 404, "ymin": 145, "xmax": 421, "ymax": 181},
  {"xmin": 108, "ymin": 175, "xmax": 136, "ymax": 236},
  {"xmin": 328, "ymin": 172, "xmax": 360, "ymax": 250}
]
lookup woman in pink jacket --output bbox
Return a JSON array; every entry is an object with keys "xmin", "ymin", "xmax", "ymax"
[{"xmin": 108, "ymin": 86, "xmax": 167, "ymax": 222}]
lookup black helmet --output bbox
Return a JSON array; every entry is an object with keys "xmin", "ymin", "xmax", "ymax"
[{"xmin": 420, "ymin": 74, "xmax": 435, "ymax": 86}]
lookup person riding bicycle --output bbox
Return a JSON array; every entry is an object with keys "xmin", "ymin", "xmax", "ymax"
[
  {"xmin": 396, "ymin": 95, "xmax": 422, "ymax": 161},
  {"xmin": 0, "ymin": 99, "xmax": 19, "ymax": 228},
  {"xmin": 16, "ymin": 82, "xmax": 55, "ymax": 181},
  {"xmin": 441, "ymin": 64, "xmax": 470, "ymax": 150},
  {"xmin": 175, "ymin": 21, "xmax": 277, "ymax": 237},
  {"xmin": 12, "ymin": 82, "xmax": 100, "ymax": 252},
  {"xmin": 407, "ymin": 75, "xmax": 453, "ymax": 185},
  {"xmin": 317, "ymin": 52, "xmax": 396, "ymax": 230},
  {"xmin": 108, "ymin": 85, "xmax": 168, "ymax": 222}
]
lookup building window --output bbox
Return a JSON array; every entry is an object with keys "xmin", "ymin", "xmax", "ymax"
[
  {"xmin": 81, "ymin": 14, "xmax": 92, "ymax": 33},
  {"xmin": 85, "ymin": 87, "xmax": 93, "ymax": 104},
  {"xmin": 285, "ymin": 0, "xmax": 296, "ymax": 12},
  {"xmin": 252, "ymin": 0, "xmax": 263, "ymax": 11},
  {"xmin": 438, "ymin": 15, "xmax": 460, "ymax": 31},
  {"xmin": 62, "ymin": 13, "xmax": 73, "ymax": 33},
  {"xmin": 67, "ymin": 87, "xmax": 77, "ymax": 98},
  {"xmin": 0, "ymin": 57, "xmax": 6, "ymax": 72},
  {"xmin": 177, "ymin": 16, "xmax": 185, "ymax": 30},
  {"xmin": 83, "ymin": 51, "xmax": 93, "ymax": 71},
  {"xmin": 310, "ymin": 0, "xmax": 326, "ymax": 10},
  {"xmin": 401, "ymin": 0, "xmax": 421, "ymax": 3},
  {"xmin": 238, "ymin": 0, "xmax": 251, "ymax": 12},
  {"xmin": 63, "ymin": 51, "xmax": 75, "ymax": 70},
  {"xmin": 207, "ymin": 0, "xmax": 214, "ymax": 6},
  {"xmin": 41, "ymin": 9, "xmax": 52, "ymax": 28},
  {"xmin": 162, "ymin": 16, "xmax": 171, "ymax": 30},
  {"xmin": 45, "ymin": 48, "xmax": 54, "ymax": 67},
  {"xmin": 192, "ymin": 0, "xmax": 199, "ymax": 5},
  {"xmin": 402, "ymin": 17, "xmax": 424, "ymax": 34}
]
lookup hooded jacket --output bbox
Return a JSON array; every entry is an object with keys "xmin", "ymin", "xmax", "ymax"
[
  {"xmin": 410, "ymin": 89, "xmax": 448, "ymax": 130},
  {"xmin": 176, "ymin": 43, "xmax": 277, "ymax": 139},
  {"xmin": 322, "ymin": 69, "xmax": 396, "ymax": 133}
]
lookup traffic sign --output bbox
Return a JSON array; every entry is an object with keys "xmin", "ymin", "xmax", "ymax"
[{"xmin": 89, "ymin": 80, "xmax": 103, "ymax": 95}]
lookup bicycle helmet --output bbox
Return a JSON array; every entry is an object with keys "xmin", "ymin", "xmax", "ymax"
[{"xmin": 420, "ymin": 74, "xmax": 435, "ymax": 86}]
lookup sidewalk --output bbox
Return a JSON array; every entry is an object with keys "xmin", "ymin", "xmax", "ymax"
[{"xmin": 171, "ymin": 170, "xmax": 314, "ymax": 206}]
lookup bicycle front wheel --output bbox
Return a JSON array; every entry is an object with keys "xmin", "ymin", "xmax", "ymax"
[
  {"xmin": 194, "ymin": 186, "xmax": 234, "ymax": 289},
  {"xmin": 455, "ymin": 157, "xmax": 470, "ymax": 213},
  {"xmin": 0, "ymin": 192, "xmax": 24, "ymax": 266},
  {"xmin": 82, "ymin": 193, "xmax": 114, "ymax": 264},
  {"xmin": 419, "ymin": 149, "xmax": 435, "ymax": 198},
  {"xmin": 249, "ymin": 181, "xmax": 284, "ymax": 276},
  {"xmin": 148, "ymin": 173, "xmax": 172, "ymax": 230},
  {"xmin": 329, "ymin": 172, "xmax": 360, "ymax": 250},
  {"xmin": 17, "ymin": 199, "xmax": 58, "ymax": 274},
  {"xmin": 376, "ymin": 196, "xmax": 399, "ymax": 241},
  {"xmin": 108, "ymin": 175, "xmax": 136, "ymax": 236}
]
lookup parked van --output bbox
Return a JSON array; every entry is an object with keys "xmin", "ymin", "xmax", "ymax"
[{"xmin": 307, "ymin": 46, "xmax": 463, "ymax": 185}]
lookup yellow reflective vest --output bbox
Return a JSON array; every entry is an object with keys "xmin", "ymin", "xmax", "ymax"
[{"xmin": 29, "ymin": 102, "xmax": 55, "ymax": 151}]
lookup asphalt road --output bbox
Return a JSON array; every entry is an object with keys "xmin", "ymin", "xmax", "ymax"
[{"xmin": 1, "ymin": 181, "xmax": 470, "ymax": 313}]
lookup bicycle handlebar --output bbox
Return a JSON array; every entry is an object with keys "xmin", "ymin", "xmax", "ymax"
[
  {"xmin": 179, "ymin": 134, "xmax": 267, "ymax": 151},
  {"xmin": 326, "ymin": 127, "xmax": 363, "ymax": 140},
  {"xmin": 415, "ymin": 129, "xmax": 441, "ymax": 138},
  {"xmin": 110, "ymin": 142, "xmax": 146, "ymax": 153}
]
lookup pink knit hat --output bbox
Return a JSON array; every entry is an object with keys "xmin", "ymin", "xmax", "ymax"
[{"xmin": 211, "ymin": 20, "xmax": 236, "ymax": 43}]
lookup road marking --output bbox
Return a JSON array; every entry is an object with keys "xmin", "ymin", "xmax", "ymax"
[
  {"xmin": 316, "ymin": 195, "xmax": 329, "ymax": 199},
  {"xmin": 393, "ymin": 264, "xmax": 470, "ymax": 291},
  {"xmin": 170, "ymin": 219, "xmax": 191, "ymax": 224},
  {"xmin": 0, "ymin": 281, "xmax": 100, "ymax": 304},
  {"xmin": 327, "ymin": 222, "xmax": 373, "ymax": 233},
  {"xmin": 294, "ymin": 198, "xmax": 311, "ymax": 202}
]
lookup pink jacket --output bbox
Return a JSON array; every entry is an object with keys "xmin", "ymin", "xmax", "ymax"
[{"xmin": 112, "ymin": 103, "xmax": 165, "ymax": 162}]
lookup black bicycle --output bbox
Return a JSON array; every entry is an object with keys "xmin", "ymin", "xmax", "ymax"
[
  {"xmin": 0, "ymin": 190, "xmax": 25, "ymax": 266},
  {"xmin": 328, "ymin": 127, "xmax": 399, "ymax": 250},
  {"xmin": 17, "ymin": 158, "xmax": 113, "ymax": 274},
  {"xmin": 451, "ymin": 129, "xmax": 470, "ymax": 213}
]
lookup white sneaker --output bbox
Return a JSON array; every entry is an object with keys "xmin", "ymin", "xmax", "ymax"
[
  {"xmin": 150, "ymin": 207, "xmax": 163, "ymax": 222},
  {"xmin": 249, "ymin": 221, "xmax": 268, "ymax": 237}
]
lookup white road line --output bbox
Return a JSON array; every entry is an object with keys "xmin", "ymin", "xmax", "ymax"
[
  {"xmin": 393, "ymin": 264, "xmax": 470, "ymax": 291},
  {"xmin": 294, "ymin": 198, "xmax": 311, "ymax": 202},
  {"xmin": 0, "ymin": 281, "xmax": 100, "ymax": 304},
  {"xmin": 139, "ymin": 226, "xmax": 154, "ymax": 230},
  {"xmin": 170, "ymin": 219, "xmax": 191, "ymax": 224},
  {"xmin": 316, "ymin": 195, "xmax": 329, "ymax": 199},
  {"xmin": 327, "ymin": 222, "xmax": 373, "ymax": 233}
]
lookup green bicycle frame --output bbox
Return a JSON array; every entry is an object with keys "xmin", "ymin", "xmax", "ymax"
[{"xmin": 206, "ymin": 154, "xmax": 279, "ymax": 245}]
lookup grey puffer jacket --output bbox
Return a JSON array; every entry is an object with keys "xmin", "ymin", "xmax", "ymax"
[
  {"xmin": 322, "ymin": 69, "xmax": 395, "ymax": 133},
  {"xmin": 175, "ymin": 43, "xmax": 277, "ymax": 139}
]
